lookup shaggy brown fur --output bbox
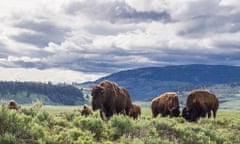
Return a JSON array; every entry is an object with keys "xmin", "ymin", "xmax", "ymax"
[
  {"xmin": 129, "ymin": 103, "xmax": 141, "ymax": 119},
  {"xmin": 182, "ymin": 90, "xmax": 219, "ymax": 122},
  {"xmin": 91, "ymin": 80, "xmax": 132, "ymax": 120},
  {"xmin": 151, "ymin": 92, "xmax": 180, "ymax": 118},
  {"xmin": 7, "ymin": 100, "xmax": 21, "ymax": 111},
  {"xmin": 80, "ymin": 104, "xmax": 93, "ymax": 116}
]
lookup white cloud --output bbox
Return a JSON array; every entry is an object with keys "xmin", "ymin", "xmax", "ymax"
[
  {"xmin": 0, "ymin": 0, "xmax": 239, "ymax": 83},
  {"xmin": 0, "ymin": 67, "xmax": 105, "ymax": 83}
]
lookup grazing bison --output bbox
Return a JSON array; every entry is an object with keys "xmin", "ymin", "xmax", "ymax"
[
  {"xmin": 182, "ymin": 90, "xmax": 219, "ymax": 122},
  {"xmin": 7, "ymin": 100, "xmax": 21, "ymax": 111},
  {"xmin": 91, "ymin": 80, "xmax": 132, "ymax": 120},
  {"xmin": 80, "ymin": 104, "xmax": 93, "ymax": 116},
  {"xmin": 129, "ymin": 103, "xmax": 141, "ymax": 119},
  {"xmin": 151, "ymin": 92, "xmax": 180, "ymax": 118}
]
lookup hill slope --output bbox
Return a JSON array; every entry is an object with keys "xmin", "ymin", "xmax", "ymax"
[
  {"xmin": 0, "ymin": 81, "xmax": 86, "ymax": 105},
  {"xmin": 85, "ymin": 64, "xmax": 240, "ymax": 101}
]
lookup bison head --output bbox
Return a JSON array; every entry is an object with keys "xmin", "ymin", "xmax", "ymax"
[
  {"xmin": 182, "ymin": 107, "xmax": 190, "ymax": 120},
  {"xmin": 171, "ymin": 108, "xmax": 180, "ymax": 117},
  {"xmin": 168, "ymin": 96, "xmax": 180, "ymax": 117},
  {"xmin": 182, "ymin": 107, "xmax": 198, "ymax": 122},
  {"xmin": 91, "ymin": 85, "xmax": 104, "ymax": 111}
]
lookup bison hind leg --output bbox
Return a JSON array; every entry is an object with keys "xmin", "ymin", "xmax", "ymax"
[
  {"xmin": 208, "ymin": 112, "xmax": 211, "ymax": 118},
  {"xmin": 213, "ymin": 109, "xmax": 217, "ymax": 120}
]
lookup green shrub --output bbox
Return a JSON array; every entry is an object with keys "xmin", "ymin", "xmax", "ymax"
[
  {"xmin": 78, "ymin": 116, "xmax": 107, "ymax": 140},
  {"xmin": 70, "ymin": 128, "xmax": 94, "ymax": 144},
  {"xmin": 0, "ymin": 133, "xmax": 17, "ymax": 144},
  {"xmin": 60, "ymin": 112, "xmax": 76, "ymax": 121},
  {"xmin": 30, "ymin": 123, "xmax": 46, "ymax": 143},
  {"xmin": 55, "ymin": 130, "xmax": 73, "ymax": 144},
  {"xmin": 32, "ymin": 101, "xmax": 43, "ymax": 110},
  {"xmin": 21, "ymin": 107, "xmax": 38, "ymax": 117},
  {"xmin": 54, "ymin": 116, "xmax": 70, "ymax": 127},
  {"xmin": 1, "ymin": 105, "xmax": 240, "ymax": 143},
  {"xmin": 109, "ymin": 115, "xmax": 134, "ymax": 140}
]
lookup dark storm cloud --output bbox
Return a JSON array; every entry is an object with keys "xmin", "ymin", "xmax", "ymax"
[
  {"xmin": 11, "ymin": 21, "xmax": 70, "ymax": 47},
  {"xmin": 11, "ymin": 47, "xmax": 145, "ymax": 73},
  {"xmin": 0, "ymin": 43, "xmax": 8, "ymax": 58},
  {"xmin": 177, "ymin": 13, "xmax": 240, "ymax": 38},
  {"xmin": 0, "ymin": 42, "xmax": 5, "ymax": 48},
  {"xmin": 11, "ymin": 33, "xmax": 52, "ymax": 48},
  {"xmin": 84, "ymin": 22, "xmax": 143, "ymax": 36},
  {"xmin": 64, "ymin": 1, "xmax": 171, "ymax": 23},
  {"xmin": 142, "ymin": 47, "xmax": 240, "ymax": 67},
  {"xmin": 215, "ymin": 43, "xmax": 240, "ymax": 49},
  {"xmin": 52, "ymin": 48, "xmax": 137, "ymax": 73}
]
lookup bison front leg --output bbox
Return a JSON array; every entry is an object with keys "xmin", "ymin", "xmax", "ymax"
[
  {"xmin": 120, "ymin": 109, "xmax": 126, "ymax": 115},
  {"xmin": 213, "ymin": 109, "xmax": 217, "ymax": 120},
  {"xmin": 100, "ymin": 110, "xmax": 106, "ymax": 120}
]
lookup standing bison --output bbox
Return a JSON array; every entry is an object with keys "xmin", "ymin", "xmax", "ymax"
[
  {"xmin": 129, "ymin": 103, "xmax": 141, "ymax": 120},
  {"xmin": 151, "ymin": 92, "xmax": 180, "ymax": 118},
  {"xmin": 7, "ymin": 99, "xmax": 21, "ymax": 111},
  {"xmin": 91, "ymin": 80, "xmax": 132, "ymax": 120},
  {"xmin": 80, "ymin": 104, "xmax": 93, "ymax": 116},
  {"xmin": 182, "ymin": 90, "xmax": 219, "ymax": 122}
]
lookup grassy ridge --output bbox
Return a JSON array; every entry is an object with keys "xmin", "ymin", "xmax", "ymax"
[{"xmin": 1, "ymin": 104, "xmax": 240, "ymax": 143}]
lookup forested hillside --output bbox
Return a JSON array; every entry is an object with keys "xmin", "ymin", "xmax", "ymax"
[
  {"xmin": 0, "ymin": 81, "xmax": 86, "ymax": 105},
  {"xmin": 177, "ymin": 82, "xmax": 240, "ymax": 109},
  {"xmin": 86, "ymin": 64, "xmax": 240, "ymax": 101}
]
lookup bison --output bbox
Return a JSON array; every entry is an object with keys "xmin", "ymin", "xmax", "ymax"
[
  {"xmin": 151, "ymin": 92, "xmax": 180, "ymax": 118},
  {"xmin": 182, "ymin": 90, "xmax": 219, "ymax": 122},
  {"xmin": 7, "ymin": 100, "xmax": 21, "ymax": 111},
  {"xmin": 80, "ymin": 104, "xmax": 93, "ymax": 116},
  {"xmin": 91, "ymin": 80, "xmax": 132, "ymax": 120},
  {"xmin": 129, "ymin": 103, "xmax": 141, "ymax": 119}
]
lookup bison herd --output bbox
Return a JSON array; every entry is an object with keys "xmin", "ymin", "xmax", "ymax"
[
  {"xmin": 4, "ymin": 80, "xmax": 219, "ymax": 122},
  {"xmin": 91, "ymin": 80, "xmax": 219, "ymax": 122}
]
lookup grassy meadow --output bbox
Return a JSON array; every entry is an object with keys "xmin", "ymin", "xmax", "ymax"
[{"xmin": 1, "ymin": 103, "xmax": 240, "ymax": 144}]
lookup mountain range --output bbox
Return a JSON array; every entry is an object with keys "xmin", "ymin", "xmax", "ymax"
[{"xmin": 80, "ymin": 64, "xmax": 240, "ymax": 109}]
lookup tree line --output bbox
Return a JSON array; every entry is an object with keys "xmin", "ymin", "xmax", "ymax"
[{"xmin": 0, "ymin": 81, "xmax": 85, "ymax": 105}]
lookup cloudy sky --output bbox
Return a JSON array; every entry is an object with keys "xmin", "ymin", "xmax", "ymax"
[{"xmin": 0, "ymin": 0, "xmax": 239, "ymax": 83}]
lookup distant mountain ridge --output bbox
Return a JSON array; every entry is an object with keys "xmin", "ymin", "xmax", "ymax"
[{"xmin": 86, "ymin": 64, "xmax": 240, "ymax": 101}]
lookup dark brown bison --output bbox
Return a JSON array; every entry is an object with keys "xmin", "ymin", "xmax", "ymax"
[
  {"xmin": 151, "ymin": 92, "xmax": 180, "ymax": 118},
  {"xmin": 129, "ymin": 103, "xmax": 141, "ymax": 119},
  {"xmin": 91, "ymin": 80, "xmax": 132, "ymax": 119},
  {"xmin": 7, "ymin": 100, "xmax": 21, "ymax": 111},
  {"xmin": 182, "ymin": 90, "xmax": 219, "ymax": 122},
  {"xmin": 80, "ymin": 104, "xmax": 93, "ymax": 116}
]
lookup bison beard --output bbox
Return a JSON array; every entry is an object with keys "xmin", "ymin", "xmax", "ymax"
[
  {"xmin": 182, "ymin": 90, "xmax": 219, "ymax": 122},
  {"xmin": 151, "ymin": 92, "xmax": 180, "ymax": 118},
  {"xmin": 91, "ymin": 80, "xmax": 132, "ymax": 120}
]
